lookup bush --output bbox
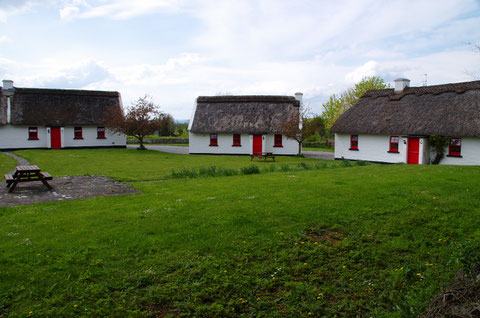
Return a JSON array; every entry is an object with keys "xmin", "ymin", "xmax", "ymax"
[
  {"xmin": 355, "ymin": 160, "xmax": 367, "ymax": 166},
  {"xmin": 281, "ymin": 164, "xmax": 292, "ymax": 171},
  {"xmin": 199, "ymin": 165, "xmax": 217, "ymax": 177},
  {"xmin": 298, "ymin": 162, "xmax": 313, "ymax": 170},
  {"xmin": 342, "ymin": 160, "xmax": 352, "ymax": 167},
  {"xmin": 171, "ymin": 168, "xmax": 198, "ymax": 179}
]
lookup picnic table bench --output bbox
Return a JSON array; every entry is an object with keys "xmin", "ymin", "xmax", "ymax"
[
  {"xmin": 4, "ymin": 165, "xmax": 53, "ymax": 193},
  {"xmin": 251, "ymin": 152, "xmax": 276, "ymax": 161}
]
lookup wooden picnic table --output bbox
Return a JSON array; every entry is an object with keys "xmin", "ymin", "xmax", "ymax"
[
  {"xmin": 4, "ymin": 165, "xmax": 53, "ymax": 193},
  {"xmin": 251, "ymin": 152, "xmax": 276, "ymax": 161}
]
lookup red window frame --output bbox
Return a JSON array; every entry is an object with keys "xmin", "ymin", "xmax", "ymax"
[
  {"xmin": 274, "ymin": 134, "xmax": 283, "ymax": 147},
  {"xmin": 28, "ymin": 127, "xmax": 38, "ymax": 140},
  {"xmin": 448, "ymin": 137, "xmax": 462, "ymax": 156},
  {"xmin": 74, "ymin": 126, "xmax": 83, "ymax": 139},
  {"xmin": 210, "ymin": 133, "xmax": 218, "ymax": 146},
  {"xmin": 97, "ymin": 127, "xmax": 106, "ymax": 139},
  {"xmin": 389, "ymin": 136, "xmax": 399, "ymax": 152},
  {"xmin": 350, "ymin": 135, "xmax": 358, "ymax": 150},
  {"xmin": 233, "ymin": 134, "xmax": 241, "ymax": 146}
]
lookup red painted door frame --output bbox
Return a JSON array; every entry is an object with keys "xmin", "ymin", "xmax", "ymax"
[
  {"xmin": 407, "ymin": 137, "xmax": 419, "ymax": 164},
  {"xmin": 253, "ymin": 135, "xmax": 262, "ymax": 154},
  {"xmin": 50, "ymin": 127, "xmax": 62, "ymax": 149}
]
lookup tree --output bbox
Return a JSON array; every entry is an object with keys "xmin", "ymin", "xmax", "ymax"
[
  {"xmin": 321, "ymin": 76, "xmax": 389, "ymax": 134},
  {"xmin": 280, "ymin": 106, "xmax": 322, "ymax": 155},
  {"xmin": 104, "ymin": 95, "xmax": 163, "ymax": 150},
  {"xmin": 157, "ymin": 113, "xmax": 175, "ymax": 136},
  {"xmin": 428, "ymin": 135, "xmax": 450, "ymax": 164}
]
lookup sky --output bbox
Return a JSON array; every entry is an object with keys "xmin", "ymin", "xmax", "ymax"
[{"xmin": 1, "ymin": 0, "xmax": 480, "ymax": 119}]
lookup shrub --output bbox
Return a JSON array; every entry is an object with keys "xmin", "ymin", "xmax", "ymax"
[
  {"xmin": 171, "ymin": 168, "xmax": 198, "ymax": 179},
  {"xmin": 281, "ymin": 164, "xmax": 292, "ymax": 171},
  {"xmin": 199, "ymin": 165, "xmax": 217, "ymax": 177},
  {"xmin": 315, "ymin": 163, "xmax": 328, "ymax": 169},
  {"xmin": 355, "ymin": 160, "xmax": 367, "ymax": 166}
]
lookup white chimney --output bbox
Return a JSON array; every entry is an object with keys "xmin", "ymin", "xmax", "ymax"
[
  {"xmin": 2, "ymin": 80, "xmax": 14, "ymax": 124},
  {"xmin": 394, "ymin": 78, "xmax": 410, "ymax": 94},
  {"xmin": 294, "ymin": 92, "xmax": 303, "ymax": 105}
]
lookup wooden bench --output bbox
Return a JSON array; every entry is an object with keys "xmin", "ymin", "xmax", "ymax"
[
  {"xmin": 4, "ymin": 165, "xmax": 53, "ymax": 192},
  {"xmin": 251, "ymin": 152, "xmax": 276, "ymax": 161}
]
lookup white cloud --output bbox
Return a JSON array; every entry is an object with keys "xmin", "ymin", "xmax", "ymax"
[
  {"xmin": 345, "ymin": 61, "xmax": 379, "ymax": 84},
  {"xmin": 59, "ymin": 0, "xmax": 181, "ymax": 20}
]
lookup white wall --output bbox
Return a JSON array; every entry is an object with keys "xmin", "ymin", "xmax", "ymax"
[
  {"xmin": 437, "ymin": 137, "xmax": 480, "ymax": 165},
  {"xmin": 189, "ymin": 132, "xmax": 298, "ymax": 155},
  {"xmin": 0, "ymin": 125, "xmax": 125, "ymax": 150},
  {"xmin": 63, "ymin": 126, "xmax": 125, "ymax": 148},
  {"xmin": 334, "ymin": 133, "xmax": 408, "ymax": 163},
  {"xmin": 0, "ymin": 125, "xmax": 48, "ymax": 149}
]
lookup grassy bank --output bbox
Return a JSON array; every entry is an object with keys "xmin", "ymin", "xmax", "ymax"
[{"xmin": 1, "ymin": 150, "xmax": 479, "ymax": 317}]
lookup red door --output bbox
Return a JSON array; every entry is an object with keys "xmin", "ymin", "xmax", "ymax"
[
  {"xmin": 51, "ymin": 127, "xmax": 61, "ymax": 149},
  {"xmin": 407, "ymin": 137, "xmax": 419, "ymax": 164},
  {"xmin": 253, "ymin": 135, "xmax": 262, "ymax": 154}
]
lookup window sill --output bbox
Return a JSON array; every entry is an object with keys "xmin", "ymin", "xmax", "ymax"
[
  {"xmin": 273, "ymin": 145, "xmax": 283, "ymax": 148},
  {"xmin": 97, "ymin": 137, "xmax": 106, "ymax": 139},
  {"xmin": 447, "ymin": 154, "xmax": 462, "ymax": 158},
  {"xmin": 74, "ymin": 138, "xmax": 84, "ymax": 140},
  {"xmin": 28, "ymin": 138, "xmax": 39, "ymax": 140},
  {"xmin": 232, "ymin": 145, "xmax": 241, "ymax": 147},
  {"xmin": 349, "ymin": 148, "xmax": 358, "ymax": 151},
  {"xmin": 209, "ymin": 145, "xmax": 218, "ymax": 147},
  {"xmin": 388, "ymin": 151, "xmax": 399, "ymax": 153}
]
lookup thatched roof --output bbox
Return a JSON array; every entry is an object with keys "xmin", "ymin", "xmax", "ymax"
[
  {"xmin": 330, "ymin": 80, "xmax": 480, "ymax": 137},
  {"xmin": 0, "ymin": 87, "xmax": 122, "ymax": 126},
  {"xmin": 190, "ymin": 95, "xmax": 300, "ymax": 134}
]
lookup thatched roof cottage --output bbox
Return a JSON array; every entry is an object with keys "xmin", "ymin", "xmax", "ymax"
[
  {"xmin": 0, "ymin": 80, "xmax": 125, "ymax": 150},
  {"xmin": 330, "ymin": 79, "xmax": 480, "ymax": 165},
  {"xmin": 188, "ymin": 95, "xmax": 301, "ymax": 155}
]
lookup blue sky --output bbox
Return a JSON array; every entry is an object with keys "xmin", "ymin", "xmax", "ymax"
[{"xmin": 1, "ymin": 0, "xmax": 480, "ymax": 119}]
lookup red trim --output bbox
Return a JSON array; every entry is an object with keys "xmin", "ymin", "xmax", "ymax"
[
  {"xmin": 389, "ymin": 136, "xmax": 399, "ymax": 152},
  {"xmin": 74, "ymin": 126, "xmax": 83, "ymax": 139},
  {"xmin": 448, "ymin": 138, "xmax": 461, "ymax": 156},
  {"xmin": 233, "ymin": 134, "xmax": 241, "ymax": 146},
  {"xmin": 28, "ymin": 127, "xmax": 38, "ymax": 140},
  {"xmin": 210, "ymin": 133, "xmax": 218, "ymax": 146},
  {"xmin": 97, "ymin": 127, "xmax": 106, "ymax": 139},
  {"xmin": 274, "ymin": 134, "xmax": 282, "ymax": 147},
  {"xmin": 350, "ymin": 135, "xmax": 358, "ymax": 150}
]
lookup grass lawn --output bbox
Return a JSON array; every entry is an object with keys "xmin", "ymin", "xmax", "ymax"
[
  {"xmin": 12, "ymin": 149, "xmax": 331, "ymax": 181},
  {"xmin": 1, "ymin": 150, "xmax": 479, "ymax": 317},
  {"xmin": 302, "ymin": 146, "xmax": 334, "ymax": 152},
  {"xmin": 0, "ymin": 152, "xmax": 17, "ymax": 174}
]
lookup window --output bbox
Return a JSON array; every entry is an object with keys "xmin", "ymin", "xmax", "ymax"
[
  {"xmin": 210, "ymin": 133, "xmax": 218, "ymax": 146},
  {"xmin": 274, "ymin": 134, "xmax": 283, "ymax": 147},
  {"xmin": 389, "ymin": 136, "xmax": 399, "ymax": 152},
  {"xmin": 28, "ymin": 127, "xmax": 38, "ymax": 140},
  {"xmin": 233, "ymin": 134, "xmax": 241, "ymax": 146},
  {"xmin": 350, "ymin": 135, "xmax": 358, "ymax": 150},
  {"xmin": 448, "ymin": 137, "xmax": 462, "ymax": 157},
  {"xmin": 97, "ymin": 127, "xmax": 106, "ymax": 139},
  {"xmin": 74, "ymin": 126, "xmax": 83, "ymax": 139}
]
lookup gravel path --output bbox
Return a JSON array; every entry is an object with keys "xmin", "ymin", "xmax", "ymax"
[
  {"xmin": 302, "ymin": 150, "xmax": 334, "ymax": 160},
  {"xmin": 2, "ymin": 152, "xmax": 140, "ymax": 207}
]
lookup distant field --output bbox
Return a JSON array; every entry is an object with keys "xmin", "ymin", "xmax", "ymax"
[
  {"xmin": 302, "ymin": 146, "xmax": 334, "ymax": 152},
  {"xmin": 1, "ymin": 150, "xmax": 479, "ymax": 317}
]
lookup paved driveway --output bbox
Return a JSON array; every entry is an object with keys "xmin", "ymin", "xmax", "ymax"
[
  {"xmin": 127, "ymin": 145, "xmax": 334, "ymax": 160},
  {"xmin": 126, "ymin": 145, "xmax": 189, "ymax": 154},
  {"xmin": 302, "ymin": 150, "xmax": 334, "ymax": 160}
]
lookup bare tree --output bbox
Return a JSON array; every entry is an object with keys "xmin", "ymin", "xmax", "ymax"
[
  {"xmin": 104, "ymin": 95, "xmax": 163, "ymax": 150},
  {"xmin": 280, "ymin": 106, "xmax": 320, "ymax": 155}
]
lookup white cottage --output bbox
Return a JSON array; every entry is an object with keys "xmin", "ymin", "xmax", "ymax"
[
  {"xmin": 188, "ymin": 95, "xmax": 301, "ymax": 155},
  {"xmin": 330, "ymin": 79, "xmax": 480, "ymax": 165},
  {"xmin": 0, "ymin": 80, "xmax": 126, "ymax": 150}
]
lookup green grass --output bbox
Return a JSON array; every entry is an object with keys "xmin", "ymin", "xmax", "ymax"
[
  {"xmin": 302, "ymin": 146, "xmax": 334, "ymax": 152},
  {"xmin": 0, "ymin": 152, "xmax": 17, "ymax": 174},
  {"xmin": 1, "ymin": 150, "xmax": 480, "ymax": 317},
  {"xmin": 12, "ymin": 149, "xmax": 329, "ymax": 181}
]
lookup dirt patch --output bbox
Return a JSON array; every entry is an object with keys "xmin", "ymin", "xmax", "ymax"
[
  {"xmin": 420, "ymin": 271, "xmax": 480, "ymax": 318},
  {"xmin": 1, "ymin": 175, "xmax": 141, "ymax": 207},
  {"xmin": 306, "ymin": 229, "xmax": 344, "ymax": 244}
]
